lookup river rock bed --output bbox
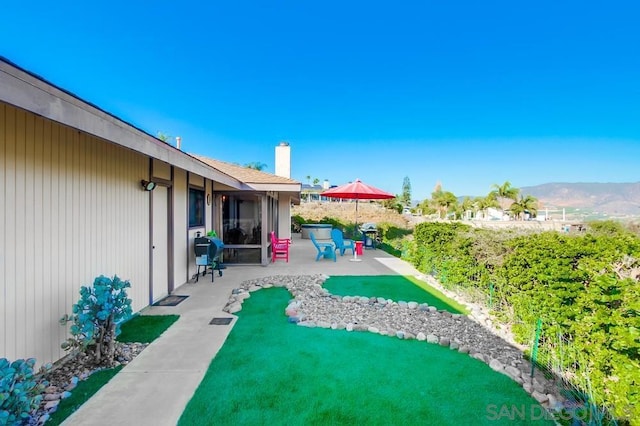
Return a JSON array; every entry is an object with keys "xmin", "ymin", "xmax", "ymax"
[
  {"xmin": 29, "ymin": 342, "xmax": 148, "ymax": 425},
  {"xmin": 223, "ymin": 274, "xmax": 566, "ymax": 413}
]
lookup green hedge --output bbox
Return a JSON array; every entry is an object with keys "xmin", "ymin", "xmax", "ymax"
[{"xmin": 403, "ymin": 222, "xmax": 640, "ymax": 423}]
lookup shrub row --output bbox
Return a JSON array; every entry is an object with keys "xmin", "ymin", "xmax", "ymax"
[{"xmin": 403, "ymin": 221, "xmax": 640, "ymax": 423}]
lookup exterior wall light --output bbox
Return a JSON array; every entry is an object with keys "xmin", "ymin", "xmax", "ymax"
[{"xmin": 141, "ymin": 180, "xmax": 157, "ymax": 191}]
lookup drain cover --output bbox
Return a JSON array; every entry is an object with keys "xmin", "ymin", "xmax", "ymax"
[{"xmin": 209, "ymin": 317, "xmax": 233, "ymax": 325}]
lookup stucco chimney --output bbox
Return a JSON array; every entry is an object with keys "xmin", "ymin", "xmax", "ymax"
[
  {"xmin": 275, "ymin": 141, "xmax": 290, "ymax": 178},
  {"xmin": 176, "ymin": 136, "xmax": 182, "ymax": 150},
  {"xmin": 323, "ymin": 179, "xmax": 330, "ymax": 189}
]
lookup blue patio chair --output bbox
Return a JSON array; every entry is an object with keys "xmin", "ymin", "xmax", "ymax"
[
  {"xmin": 309, "ymin": 231, "xmax": 336, "ymax": 262},
  {"xmin": 330, "ymin": 228, "xmax": 355, "ymax": 256}
]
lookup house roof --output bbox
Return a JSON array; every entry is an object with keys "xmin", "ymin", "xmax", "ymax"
[{"xmin": 193, "ymin": 155, "xmax": 301, "ymax": 192}]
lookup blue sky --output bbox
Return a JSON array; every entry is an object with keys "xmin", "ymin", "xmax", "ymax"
[{"xmin": 2, "ymin": 1, "xmax": 639, "ymax": 199}]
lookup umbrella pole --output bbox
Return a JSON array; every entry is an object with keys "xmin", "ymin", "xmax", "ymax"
[
  {"xmin": 350, "ymin": 199, "xmax": 362, "ymax": 262},
  {"xmin": 355, "ymin": 199, "xmax": 358, "ymax": 231}
]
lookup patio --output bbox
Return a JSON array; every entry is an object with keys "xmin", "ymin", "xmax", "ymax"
[{"xmin": 63, "ymin": 234, "xmax": 418, "ymax": 425}]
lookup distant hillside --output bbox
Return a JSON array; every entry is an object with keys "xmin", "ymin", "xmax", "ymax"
[{"xmin": 520, "ymin": 182, "xmax": 640, "ymax": 217}]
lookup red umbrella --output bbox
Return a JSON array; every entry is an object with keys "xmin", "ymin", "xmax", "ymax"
[{"xmin": 321, "ymin": 179, "xmax": 395, "ymax": 228}]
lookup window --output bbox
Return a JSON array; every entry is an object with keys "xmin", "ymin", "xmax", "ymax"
[{"xmin": 189, "ymin": 188, "xmax": 205, "ymax": 227}]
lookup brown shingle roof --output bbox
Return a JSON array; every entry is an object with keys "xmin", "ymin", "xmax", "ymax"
[{"xmin": 192, "ymin": 155, "xmax": 300, "ymax": 185}]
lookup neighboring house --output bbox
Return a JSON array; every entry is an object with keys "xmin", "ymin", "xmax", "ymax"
[
  {"xmin": 0, "ymin": 57, "xmax": 300, "ymax": 366},
  {"xmin": 301, "ymin": 184, "xmax": 325, "ymax": 202},
  {"xmin": 301, "ymin": 180, "xmax": 337, "ymax": 202}
]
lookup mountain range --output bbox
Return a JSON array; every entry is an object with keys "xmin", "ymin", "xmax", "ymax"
[{"xmin": 520, "ymin": 182, "xmax": 640, "ymax": 218}]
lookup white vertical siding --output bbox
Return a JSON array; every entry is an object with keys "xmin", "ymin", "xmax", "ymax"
[
  {"xmin": 278, "ymin": 197, "xmax": 292, "ymax": 240},
  {"xmin": 1, "ymin": 103, "xmax": 151, "ymax": 365}
]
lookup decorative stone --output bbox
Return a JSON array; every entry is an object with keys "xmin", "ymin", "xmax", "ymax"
[
  {"xmin": 44, "ymin": 386, "xmax": 58, "ymax": 394},
  {"xmin": 396, "ymin": 331, "xmax": 405, "ymax": 339},
  {"xmin": 398, "ymin": 301, "xmax": 408, "ymax": 308},
  {"xmin": 489, "ymin": 359, "xmax": 504, "ymax": 372},
  {"xmin": 416, "ymin": 332, "xmax": 426, "ymax": 341},
  {"xmin": 504, "ymin": 366, "xmax": 521, "ymax": 381},
  {"xmin": 225, "ymin": 302, "xmax": 242, "ymax": 314},
  {"xmin": 458, "ymin": 346, "xmax": 470, "ymax": 354},
  {"xmin": 449, "ymin": 341, "xmax": 459, "ymax": 350},
  {"xmin": 44, "ymin": 400, "xmax": 59, "ymax": 411},
  {"xmin": 533, "ymin": 378, "xmax": 546, "ymax": 394},
  {"xmin": 546, "ymin": 394, "xmax": 560, "ymax": 411},
  {"xmin": 44, "ymin": 393, "xmax": 60, "ymax": 401},
  {"xmin": 471, "ymin": 352, "xmax": 486, "ymax": 363},
  {"xmin": 426, "ymin": 334, "xmax": 439, "ymax": 344},
  {"xmin": 531, "ymin": 391, "xmax": 548, "ymax": 404},
  {"xmin": 368, "ymin": 326, "xmax": 380, "ymax": 334},
  {"xmin": 523, "ymin": 382, "xmax": 533, "ymax": 394},
  {"xmin": 407, "ymin": 301, "xmax": 418, "ymax": 309},
  {"xmin": 346, "ymin": 323, "xmax": 354, "ymax": 332},
  {"xmin": 438, "ymin": 337, "xmax": 450, "ymax": 347}
]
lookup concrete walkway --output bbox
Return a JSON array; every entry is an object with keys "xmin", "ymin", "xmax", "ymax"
[{"xmin": 63, "ymin": 235, "xmax": 421, "ymax": 425}]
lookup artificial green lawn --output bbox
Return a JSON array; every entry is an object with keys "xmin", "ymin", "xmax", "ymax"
[
  {"xmin": 179, "ymin": 287, "xmax": 553, "ymax": 425},
  {"xmin": 323, "ymin": 275, "xmax": 467, "ymax": 314},
  {"xmin": 46, "ymin": 314, "xmax": 179, "ymax": 425},
  {"xmin": 116, "ymin": 313, "xmax": 180, "ymax": 343}
]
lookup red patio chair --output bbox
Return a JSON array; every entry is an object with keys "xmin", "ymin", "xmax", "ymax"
[{"xmin": 270, "ymin": 231, "xmax": 290, "ymax": 263}]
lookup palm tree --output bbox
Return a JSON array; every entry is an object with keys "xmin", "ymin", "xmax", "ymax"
[
  {"xmin": 490, "ymin": 181, "xmax": 520, "ymax": 213},
  {"xmin": 431, "ymin": 189, "xmax": 458, "ymax": 219},
  {"xmin": 510, "ymin": 194, "xmax": 539, "ymax": 220},
  {"xmin": 244, "ymin": 162, "xmax": 267, "ymax": 171}
]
